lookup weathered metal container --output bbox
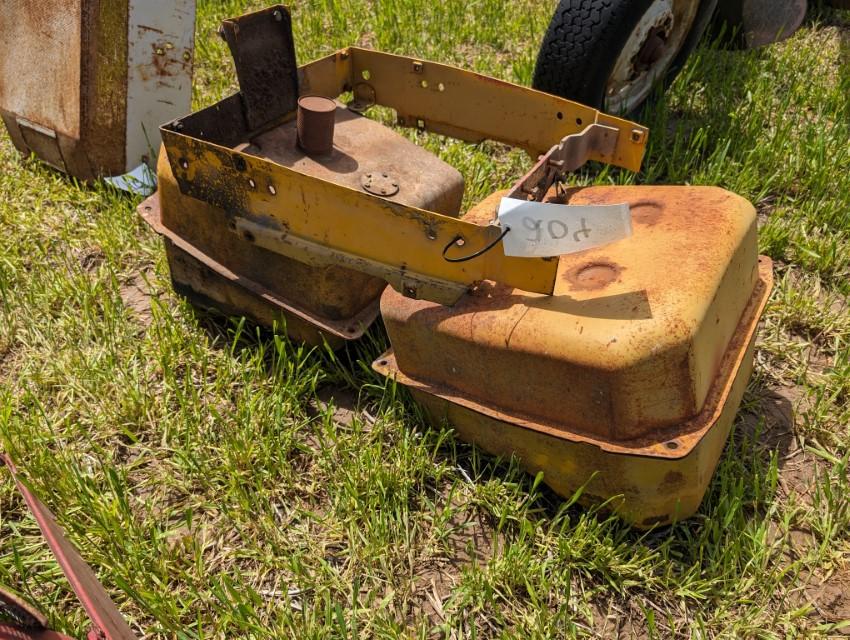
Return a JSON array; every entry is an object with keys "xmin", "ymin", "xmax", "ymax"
[
  {"xmin": 140, "ymin": 98, "xmax": 465, "ymax": 345},
  {"xmin": 0, "ymin": 0, "xmax": 195, "ymax": 180},
  {"xmin": 375, "ymin": 186, "xmax": 773, "ymax": 527}
]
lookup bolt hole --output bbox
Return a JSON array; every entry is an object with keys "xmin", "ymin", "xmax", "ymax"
[
  {"xmin": 665, "ymin": 441, "xmax": 679, "ymax": 450},
  {"xmin": 556, "ymin": 112, "xmax": 563, "ymax": 120},
  {"xmin": 361, "ymin": 69, "xmax": 371, "ymax": 80},
  {"xmin": 268, "ymin": 184, "xmax": 277, "ymax": 195},
  {"xmin": 233, "ymin": 156, "xmax": 247, "ymax": 171},
  {"xmin": 179, "ymin": 157, "xmax": 188, "ymax": 169},
  {"xmin": 378, "ymin": 359, "xmax": 388, "ymax": 366},
  {"xmin": 576, "ymin": 117, "xmax": 583, "ymax": 125},
  {"xmin": 346, "ymin": 327, "xmax": 356, "ymax": 334},
  {"xmin": 242, "ymin": 230, "xmax": 255, "ymax": 242},
  {"xmin": 143, "ymin": 206, "xmax": 152, "ymax": 212}
]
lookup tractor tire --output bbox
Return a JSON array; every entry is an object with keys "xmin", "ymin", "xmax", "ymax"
[{"xmin": 533, "ymin": 0, "xmax": 718, "ymax": 115}]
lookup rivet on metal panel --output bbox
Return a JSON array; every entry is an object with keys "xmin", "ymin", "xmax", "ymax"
[
  {"xmin": 247, "ymin": 178, "xmax": 256, "ymax": 189},
  {"xmin": 155, "ymin": 47, "xmax": 165, "ymax": 55},
  {"xmin": 179, "ymin": 157, "xmax": 188, "ymax": 169},
  {"xmin": 273, "ymin": 9, "xmax": 284, "ymax": 21},
  {"xmin": 631, "ymin": 128, "xmax": 647, "ymax": 143},
  {"xmin": 268, "ymin": 184, "xmax": 277, "ymax": 195},
  {"xmin": 403, "ymin": 285, "xmax": 418, "ymax": 298},
  {"xmin": 420, "ymin": 79, "xmax": 429, "ymax": 89},
  {"xmin": 183, "ymin": 51, "xmax": 192, "ymax": 62}
]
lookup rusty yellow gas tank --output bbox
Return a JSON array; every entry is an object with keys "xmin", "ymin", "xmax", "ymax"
[
  {"xmin": 375, "ymin": 186, "xmax": 773, "ymax": 527},
  {"xmin": 140, "ymin": 96, "xmax": 464, "ymax": 347}
]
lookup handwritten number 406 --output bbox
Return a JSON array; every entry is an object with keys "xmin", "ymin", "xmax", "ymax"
[{"xmin": 522, "ymin": 217, "xmax": 592, "ymax": 243}]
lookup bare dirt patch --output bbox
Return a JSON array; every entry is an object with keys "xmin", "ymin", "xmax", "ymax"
[
  {"xmin": 739, "ymin": 385, "xmax": 828, "ymax": 505},
  {"xmin": 805, "ymin": 565, "xmax": 850, "ymax": 633},
  {"xmin": 409, "ymin": 486, "xmax": 503, "ymax": 630},
  {"xmin": 120, "ymin": 274, "xmax": 154, "ymax": 327},
  {"xmin": 310, "ymin": 386, "xmax": 367, "ymax": 429}
]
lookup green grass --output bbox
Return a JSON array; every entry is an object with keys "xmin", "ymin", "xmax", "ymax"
[{"xmin": 2, "ymin": 1, "xmax": 850, "ymax": 638}]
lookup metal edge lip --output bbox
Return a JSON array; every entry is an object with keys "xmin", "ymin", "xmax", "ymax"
[
  {"xmin": 136, "ymin": 193, "xmax": 381, "ymax": 340},
  {"xmin": 374, "ymin": 257, "xmax": 774, "ymax": 460}
]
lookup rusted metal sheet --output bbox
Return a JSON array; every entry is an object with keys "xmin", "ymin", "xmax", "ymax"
[
  {"xmin": 374, "ymin": 184, "xmax": 773, "ymax": 525},
  {"xmin": 0, "ymin": 1, "xmax": 83, "ymax": 140},
  {"xmin": 219, "ymin": 5, "xmax": 298, "ymax": 131},
  {"xmin": 0, "ymin": 0, "xmax": 194, "ymax": 180}
]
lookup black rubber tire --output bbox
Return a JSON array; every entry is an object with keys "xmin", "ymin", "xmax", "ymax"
[{"xmin": 533, "ymin": 0, "xmax": 718, "ymax": 114}]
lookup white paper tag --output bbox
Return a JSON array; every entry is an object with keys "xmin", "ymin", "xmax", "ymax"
[{"xmin": 497, "ymin": 197, "xmax": 632, "ymax": 257}]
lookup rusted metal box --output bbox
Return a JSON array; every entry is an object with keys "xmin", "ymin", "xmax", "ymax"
[
  {"xmin": 0, "ymin": 0, "xmax": 195, "ymax": 180},
  {"xmin": 375, "ymin": 187, "xmax": 773, "ymax": 527},
  {"xmin": 141, "ymin": 102, "xmax": 464, "ymax": 345}
]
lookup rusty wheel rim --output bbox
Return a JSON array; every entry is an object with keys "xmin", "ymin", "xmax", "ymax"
[{"xmin": 605, "ymin": 0, "xmax": 700, "ymax": 114}]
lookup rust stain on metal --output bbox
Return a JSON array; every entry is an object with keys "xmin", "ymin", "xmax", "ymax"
[
  {"xmin": 564, "ymin": 260, "xmax": 623, "ymax": 290},
  {"xmin": 142, "ymin": 39, "xmax": 192, "ymax": 81},
  {"xmin": 630, "ymin": 200, "xmax": 664, "ymax": 226}
]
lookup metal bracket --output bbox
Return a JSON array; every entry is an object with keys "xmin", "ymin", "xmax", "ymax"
[
  {"xmin": 506, "ymin": 124, "xmax": 620, "ymax": 202},
  {"xmin": 220, "ymin": 5, "xmax": 299, "ymax": 131}
]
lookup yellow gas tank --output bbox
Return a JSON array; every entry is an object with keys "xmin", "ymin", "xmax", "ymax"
[{"xmin": 375, "ymin": 186, "xmax": 772, "ymax": 527}]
